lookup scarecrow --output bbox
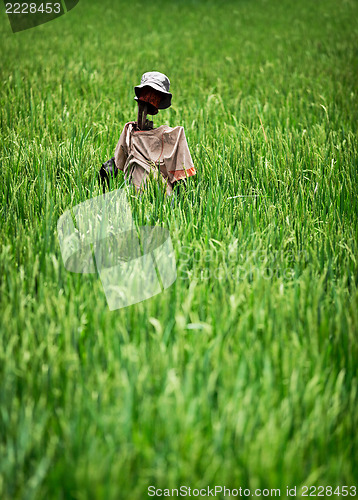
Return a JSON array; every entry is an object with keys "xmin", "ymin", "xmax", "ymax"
[{"xmin": 99, "ymin": 71, "xmax": 196, "ymax": 194}]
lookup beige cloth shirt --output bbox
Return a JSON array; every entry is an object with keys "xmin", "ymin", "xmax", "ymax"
[{"xmin": 114, "ymin": 122, "xmax": 196, "ymax": 194}]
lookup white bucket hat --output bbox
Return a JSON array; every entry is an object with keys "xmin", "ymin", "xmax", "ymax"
[{"xmin": 134, "ymin": 71, "xmax": 172, "ymax": 110}]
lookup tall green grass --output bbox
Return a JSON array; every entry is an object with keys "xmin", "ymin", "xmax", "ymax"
[{"xmin": 1, "ymin": 0, "xmax": 357, "ymax": 498}]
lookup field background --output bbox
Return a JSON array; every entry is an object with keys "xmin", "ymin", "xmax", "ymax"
[{"xmin": 1, "ymin": 0, "xmax": 358, "ymax": 498}]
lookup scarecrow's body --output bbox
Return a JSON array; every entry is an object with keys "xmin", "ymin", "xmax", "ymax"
[{"xmin": 114, "ymin": 121, "xmax": 196, "ymax": 195}]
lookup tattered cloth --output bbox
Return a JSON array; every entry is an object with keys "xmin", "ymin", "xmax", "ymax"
[{"xmin": 114, "ymin": 122, "xmax": 196, "ymax": 194}]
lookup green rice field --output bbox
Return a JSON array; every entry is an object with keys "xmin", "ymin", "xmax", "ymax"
[{"xmin": 0, "ymin": 0, "xmax": 357, "ymax": 498}]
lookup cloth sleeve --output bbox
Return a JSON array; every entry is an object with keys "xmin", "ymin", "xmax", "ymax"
[
  {"xmin": 163, "ymin": 127, "xmax": 196, "ymax": 184},
  {"xmin": 114, "ymin": 122, "xmax": 132, "ymax": 171}
]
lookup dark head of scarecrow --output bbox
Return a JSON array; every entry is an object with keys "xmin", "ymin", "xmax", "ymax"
[{"xmin": 134, "ymin": 72, "xmax": 172, "ymax": 128}]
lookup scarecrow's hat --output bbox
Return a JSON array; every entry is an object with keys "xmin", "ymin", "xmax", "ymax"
[{"xmin": 134, "ymin": 71, "xmax": 172, "ymax": 114}]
